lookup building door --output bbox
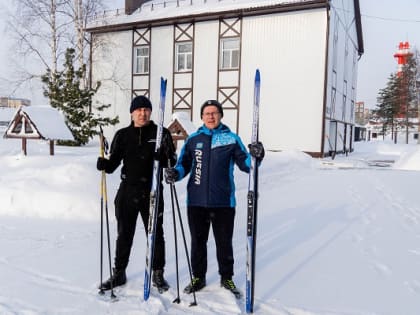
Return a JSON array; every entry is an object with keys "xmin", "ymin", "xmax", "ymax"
[{"xmin": 328, "ymin": 121, "xmax": 337, "ymax": 157}]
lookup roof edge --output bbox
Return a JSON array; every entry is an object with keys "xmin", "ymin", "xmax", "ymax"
[
  {"xmin": 353, "ymin": 0, "xmax": 364, "ymax": 56},
  {"xmin": 86, "ymin": 0, "xmax": 328, "ymax": 34}
]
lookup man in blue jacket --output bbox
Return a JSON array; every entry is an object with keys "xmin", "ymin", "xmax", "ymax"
[{"xmin": 165, "ymin": 100, "xmax": 264, "ymax": 297}]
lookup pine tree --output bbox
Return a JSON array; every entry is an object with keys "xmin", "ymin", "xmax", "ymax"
[
  {"xmin": 374, "ymin": 73, "xmax": 401, "ymax": 139},
  {"xmin": 42, "ymin": 48, "xmax": 118, "ymax": 146},
  {"xmin": 374, "ymin": 53, "xmax": 419, "ymax": 143},
  {"xmin": 400, "ymin": 54, "xmax": 419, "ymax": 143}
]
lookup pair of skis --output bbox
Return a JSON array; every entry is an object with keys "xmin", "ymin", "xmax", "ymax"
[
  {"xmin": 143, "ymin": 72, "xmax": 261, "ymax": 313},
  {"xmin": 246, "ymin": 69, "xmax": 261, "ymax": 313},
  {"xmin": 144, "ymin": 77, "xmax": 168, "ymax": 300}
]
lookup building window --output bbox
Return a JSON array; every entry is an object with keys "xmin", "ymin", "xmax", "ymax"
[
  {"xmin": 133, "ymin": 46, "xmax": 149, "ymax": 74},
  {"xmin": 220, "ymin": 38, "xmax": 239, "ymax": 69},
  {"xmin": 329, "ymin": 70, "xmax": 337, "ymax": 116},
  {"xmin": 342, "ymin": 80, "xmax": 348, "ymax": 121},
  {"xmin": 175, "ymin": 42, "xmax": 192, "ymax": 72}
]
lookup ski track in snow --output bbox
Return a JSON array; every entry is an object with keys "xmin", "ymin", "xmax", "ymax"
[
  {"xmin": 405, "ymin": 279, "xmax": 420, "ymax": 295},
  {"xmin": 345, "ymin": 170, "xmax": 420, "ymax": 303},
  {"xmin": 347, "ymin": 176, "xmax": 389, "ymax": 275}
]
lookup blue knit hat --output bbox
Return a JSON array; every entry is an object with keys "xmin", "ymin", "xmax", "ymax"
[{"xmin": 130, "ymin": 95, "xmax": 152, "ymax": 113}]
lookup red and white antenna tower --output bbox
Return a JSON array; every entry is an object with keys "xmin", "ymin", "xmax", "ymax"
[
  {"xmin": 393, "ymin": 42, "xmax": 414, "ymax": 122},
  {"xmin": 393, "ymin": 41, "xmax": 412, "ymax": 76}
]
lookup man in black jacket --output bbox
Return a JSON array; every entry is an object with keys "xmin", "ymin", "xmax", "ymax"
[{"xmin": 96, "ymin": 95, "xmax": 176, "ymax": 292}]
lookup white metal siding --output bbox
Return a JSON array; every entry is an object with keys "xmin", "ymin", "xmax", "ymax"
[
  {"xmin": 240, "ymin": 9, "xmax": 327, "ymax": 152},
  {"xmin": 193, "ymin": 21, "xmax": 220, "ymax": 122},
  {"xmin": 149, "ymin": 26, "xmax": 174, "ymax": 125},
  {"xmin": 92, "ymin": 31, "xmax": 132, "ymax": 138},
  {"xmin": 324, "ymin": 1, "xmax": 360, "ymax": 154}
]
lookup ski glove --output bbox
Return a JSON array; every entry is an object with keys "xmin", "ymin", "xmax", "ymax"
[
  {"xmin": 96, "ymin": 157, "xmax": 108, "ymax": 171},
  {"xmin": 248, "ymin": 142, "xmax": 265, "ymax": 161},
  {"xmin": 165, "ymin": 168, "xmax": 179, "ymax": 184}
]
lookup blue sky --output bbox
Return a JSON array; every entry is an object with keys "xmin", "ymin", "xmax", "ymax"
[{"xmin": 1, "ymin": 0, "xmax": 420, "ymax": 110}]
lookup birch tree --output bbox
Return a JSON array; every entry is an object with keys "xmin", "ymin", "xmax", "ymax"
[
  {"xmin": 64, "ymin": 0, "xmax": 106, "ymax": 87},
  {"xmin": 7, "ymin": 0, "xmax": 105, "ymax": 92}
]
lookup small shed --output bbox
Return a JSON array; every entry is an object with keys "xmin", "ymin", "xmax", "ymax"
[
  {"xmin": 167, "ymin": 112, "xmax": 197, "ymax": 150},
  {"xmin": 4, "ymin": 106, "xmax": 74, "ymax": 155}
]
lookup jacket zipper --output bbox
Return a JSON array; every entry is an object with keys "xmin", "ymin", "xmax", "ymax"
[
  {"xmin": 206, "ymin": 131, "xmax": 212, "ymax": 206},
  {"xmin": 138, "ymin": 127, "xmax": 142, "ymax": 145}
]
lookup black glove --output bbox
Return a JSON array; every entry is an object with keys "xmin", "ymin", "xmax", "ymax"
[
  {"xmin": 248, "ymin": 142, "xmax": 265, "ymax": 161},
  {"xmin": 165, "ymin": 168, "xmax": 179, "ymax": 184},
  {"xmin": 96, "ymin": 157, "xmax": 108, "ymax": 171}
]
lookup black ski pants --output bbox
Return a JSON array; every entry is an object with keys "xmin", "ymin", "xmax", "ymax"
[
  {"xmin": 113, "ymin": 182, "xmax": 165, "ymax": 272},
  {"xmin": 187, "ymin": 206, "xmax": 235, "ymax": 280}
]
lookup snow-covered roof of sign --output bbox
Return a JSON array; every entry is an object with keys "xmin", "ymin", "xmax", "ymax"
[
  {"xmin": 86, "ymin": 0, "xmax": 326, "ymax": 31},
  {"xmin": 5, "ymin": 106, "xmax": 74, "ymax": 141},
  {"xmin": 169, "ymin": 111, "xmax": 197, "ymax": 135}
]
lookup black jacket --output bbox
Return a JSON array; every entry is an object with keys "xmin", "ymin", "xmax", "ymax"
[{"xmin": 104, "ymin": 121, "xmax": 176, "ymax": 189}]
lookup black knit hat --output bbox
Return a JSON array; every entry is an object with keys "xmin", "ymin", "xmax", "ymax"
[
  {"xmin": 130, "ymin": 95, "xmax": 152, "ymax": 113},
  {"xmin": 200, "ymin": 100, "xmax": 224, "ymax": 118}
]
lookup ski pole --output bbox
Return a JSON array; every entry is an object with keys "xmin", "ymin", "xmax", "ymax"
[
  {"xmin": 99, "ymin": 128, "xmax": 105, "ymax": 296},
  {"xmin": 171, "ymin": 183, "xmax": 197, "ymax": 306},
  {"xmin": 103, "ymin": 169, "xmax": 116, "ymax": 299},
  {"xmin": 99, "ymin": 127, "xmax": 116, "ymax": 299},
  {"xmin": 99, "ymin": 164, "xmax": 104, "ymax": 295},
  {"xmin": 169, "ymin": 162, "xmax": 181, "ymax": 303}
]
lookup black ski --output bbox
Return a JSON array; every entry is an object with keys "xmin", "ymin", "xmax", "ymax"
[
  {"xmin": 246, "ymin": 69, "xmax": 260, "ymax": 313},
  {"xmin": 144, "ymin": 77, "xmax": 168, "ymax": 300}
]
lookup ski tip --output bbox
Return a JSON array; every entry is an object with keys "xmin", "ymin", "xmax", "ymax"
[
  {"xmin": 255, "ymin": 69, "xmax": 260, "ymax": 83},
  {"xmin": 144, "ymin": 285, "xmax": 150, "ymax": 300},
  {"xmin": 160, "ymin": 77, "xmax": 168, "ymax": 97}
]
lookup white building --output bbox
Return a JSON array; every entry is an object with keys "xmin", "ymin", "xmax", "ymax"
[{"xmin": 86, "ymin": 0, "xmax": 363, "ymax": 157}]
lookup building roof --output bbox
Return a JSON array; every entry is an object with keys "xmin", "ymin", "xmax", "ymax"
[
  {"xmin": 86, "ymin": 0, "xmax": 363, "ymax": 55},
  {"xmin": 87, "ymin": 0, "xmax": 328, "ymax": 31}
]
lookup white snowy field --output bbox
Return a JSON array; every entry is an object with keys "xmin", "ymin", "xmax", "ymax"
[{"xmin": 1, "ymin": 135, "xmax": 420, "ymax": 315}]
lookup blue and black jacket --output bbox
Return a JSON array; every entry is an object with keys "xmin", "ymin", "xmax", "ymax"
[{"xmin": 174, "ymin": 123, "xmax": 251, "ymax": 208}]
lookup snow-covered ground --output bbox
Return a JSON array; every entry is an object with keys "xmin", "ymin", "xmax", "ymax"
[{"xmin": 1, "ymin": 135, "xmax": 420, "ymax": 315}]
